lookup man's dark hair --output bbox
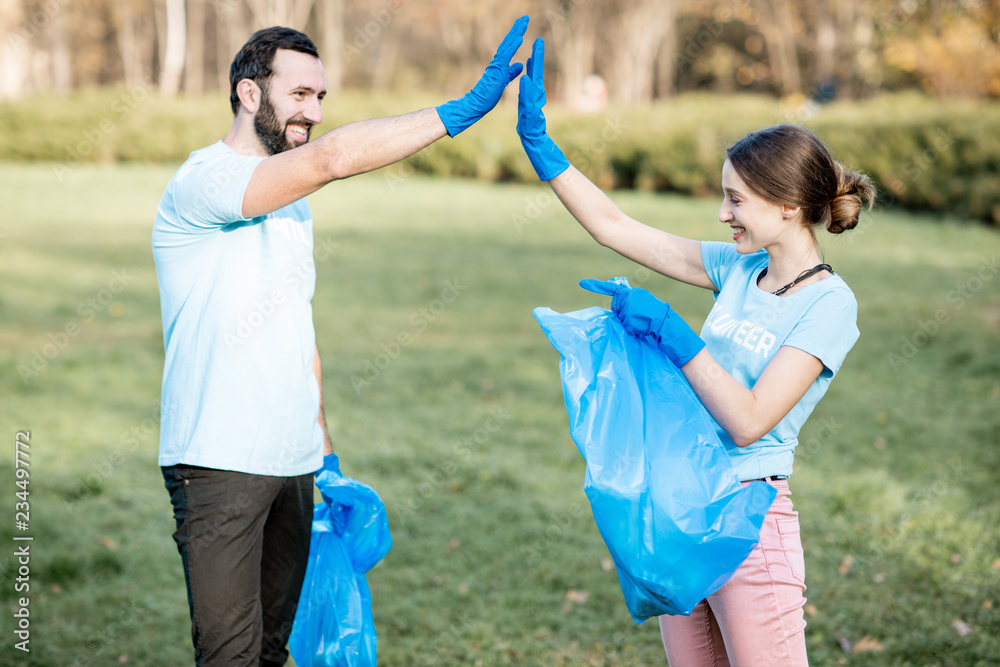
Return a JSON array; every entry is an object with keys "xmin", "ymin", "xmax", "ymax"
[{"xmin": 229, "ymin": 27, "xmax": 319, "ymax": 115}]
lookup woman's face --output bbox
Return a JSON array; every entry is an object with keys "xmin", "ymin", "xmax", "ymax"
[{"xmin": 718, "ymin": 159, "xmax": 797, "ymax": 254}]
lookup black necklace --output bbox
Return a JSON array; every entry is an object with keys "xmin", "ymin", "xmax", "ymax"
[{"xmin": 758, "ymin": 263, "xmax": 834, "ymax": 296}]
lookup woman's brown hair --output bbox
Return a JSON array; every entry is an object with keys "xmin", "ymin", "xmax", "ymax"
[{"xmin": 726, "ymin": 125, "xmax": 875, "ymax": 234}]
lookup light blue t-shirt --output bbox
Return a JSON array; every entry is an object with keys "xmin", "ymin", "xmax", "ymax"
[
  {"xmin": 700, "ymin": 241, "xmax": 859, "ymax": 481},
  {"xmin": 152, "ymin": 141, "xmax": 323, "ymax": 476}
]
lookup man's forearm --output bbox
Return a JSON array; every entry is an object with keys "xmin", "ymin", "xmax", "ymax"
[
  {"xmin": 313, "ymin": 345, "xmax": 333, "ymax": 456},
  {"xmin": 319, "ymin": 108, "xmax": 448, "ymax": 181},
  {"xmin": 243, "ymin": 108, "xmax": 448, "ymax": 218}
]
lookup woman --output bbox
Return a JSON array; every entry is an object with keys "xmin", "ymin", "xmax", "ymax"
[{"xmin": 516, "ymin": 39, "xmax": 874, "ymax": 665}]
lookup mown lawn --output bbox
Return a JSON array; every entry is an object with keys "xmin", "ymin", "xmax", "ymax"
[{"xmin": 0, "ymin": 162, "xmax": 998, "ymax": 666}]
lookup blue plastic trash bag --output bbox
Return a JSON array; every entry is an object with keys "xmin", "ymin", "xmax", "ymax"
[
  {"xmin": 289, "ymin": 453, "xmax": 392, "ymax": 666},
  {"xmin": 533, "ymin": 278, "xmax": 776, "ymax": 622}
]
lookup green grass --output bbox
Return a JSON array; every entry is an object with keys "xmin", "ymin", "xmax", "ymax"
[{"xmin": 0, "ymin": 163, "xmax": 998, "ymax": 665}]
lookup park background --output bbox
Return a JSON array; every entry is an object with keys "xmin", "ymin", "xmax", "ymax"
[{"xmin": 1, "ymin": 0, "xmax": 999, "ymax": 665}]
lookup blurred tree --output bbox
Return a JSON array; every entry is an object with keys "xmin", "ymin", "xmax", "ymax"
[
  {"xmin": 184, "ymin": 0, "xmax": 206, "ymax": 94},
  {"xmin": 159, "ymin": 0, "xmax": 186, "ymax": 95},
  {"xmin": 833, "ymin": 0, "xmax": 859, "ymax": 98},
  {"xmin": 812, "ymin": 0, "xmax": 836, "ymax": 96},
  {"xmin": 755, "ymin": 0, "xmax": 802, "ymax": 95},
  {"xmin": 114, "ymin": 0, "xmax": 157, "ymax": 88},
  {"xmin": 884, "ymin": 9, "xmax": 1000, "ymax": 98},
  {"xmin": 246, "ymin": 0, "xmax": 315, "ymax": 29},
  {"xmin": 215, "ymin": 0, "xmax": 250, "ymax": 95},
  {"xmin": 49, "ymin": 0, "xmax": 72, "ymax": 92},
  {"xmin": 1, "ymin": 0, "xmax": 998, "ymax": 102},
  {"xmin": 543, "ymin": 0, "xmax": 600, "ymax": 108},
  {"xmin": 433, "ymin": 0, "xmax": 509, "ymax": 94},
  {"xmin": 317, "ymin": 0, "xmax": 344, "ymax": 96},
  {"xmin": 603, "ymin": 0, "xmax": 677, "ymax": 103},
  {"xmin": 0, "ymin": 0, "xmax": 29, "ymax": 99}
]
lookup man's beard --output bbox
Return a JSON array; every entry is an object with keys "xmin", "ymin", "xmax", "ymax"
[{"xmin": 254, "ymin": 87, "xmax": 308, "ymax": 156}]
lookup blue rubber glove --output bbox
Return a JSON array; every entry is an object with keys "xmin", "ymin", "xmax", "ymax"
[
  {"xmin": 436, "ymin": 16, "xmax": 528, "ymax": 137},
  {"xmin": 516, "ymin": 38, "xmax": 571, "ymax": 181},
  {"xmin": 580, "ymin": 278, "xmax": 706, "ymax": 368}
]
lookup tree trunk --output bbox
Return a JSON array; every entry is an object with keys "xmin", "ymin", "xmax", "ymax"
[
  {"xmin": 834, "ymin": 0, "xmax": 857, "ymax": 98},
  {"xmin": 246, "ymin": 0, "xmax": 274, "ymax": 27},
  {"xmin": 370, "ymin": 29, "xmax": 399, "ymax": 92},
  {"xmin": 223, "ymin": 1, "xmax": 250, "ymax": 94},
  {"xmin": 606, "ymin": 0, "xmax": 677, "ymax": 104},
  {"xmin": 116, "ymin": 0, "xmax": 152, "ymax": 88},
  {"xmin": 159, "ymin": 0, "xmax": 187, "ymax": 96},
  {"xmin": 757, "ymin": 0, "xmax": 803, "ymax": 96},
  {"xmin": 185, "ymin": 0, "xmax": 206, "ymax": 95},
  {"xmin": 292, "ymin": 0, "xmax": 316, "ymax": 29},
  {"xmin": 248, "ymin": 0, "xmax": 312, "ymax": 28},
  {"xmin": 654, "ymin": 11, "xmax": 678, "ymax": 99},
  {"xmin": 814, "ymin": 0, "xmax": 836, "ymax": 94},
  {"xmin": 50, "ymin": 2, "xmax": 72, "ymax": 93},
  {"xmin": 0, "ymin": 0, "xmax": 30, "ymax": 99},
  {"xmin": 547, "ymin": 0, "xmax": 600, "ymax": 108},
  {"xmin": 116, "ymin": 0, "xmax": 137, "ymax": 87},
  {"xmin": 318, "ymin": 0, "xmax": 343, "ymax": 95}
]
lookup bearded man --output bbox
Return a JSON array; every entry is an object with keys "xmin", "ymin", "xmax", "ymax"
[{"xmin": 152, "ymin": 20, "xmax": 528, "ymax": 665}]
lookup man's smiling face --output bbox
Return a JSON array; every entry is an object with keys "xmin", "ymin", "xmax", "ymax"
[{"xmin": 254, "ymin": 48, "xmax": 326, "ymax": 156}]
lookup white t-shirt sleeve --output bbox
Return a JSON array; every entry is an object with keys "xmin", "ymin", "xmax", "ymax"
[
  {"xmin": 783, "ymin": 287, "xmax": 860, "ymax": 377},
  {"xmin": 173, "ymin": 148, "xmax": 264, "ymax": 229}
]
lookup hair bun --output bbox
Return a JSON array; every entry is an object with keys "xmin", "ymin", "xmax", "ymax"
[{"xmin": 828, "ymin": 164, "xmax": 876, "ymax": 234}]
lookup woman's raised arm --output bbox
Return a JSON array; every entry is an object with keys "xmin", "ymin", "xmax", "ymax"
[{"xmin": 549, "ymin": 166, "xmax": 715, "ymax": 289}]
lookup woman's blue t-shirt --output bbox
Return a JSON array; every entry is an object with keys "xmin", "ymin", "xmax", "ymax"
[{"xmin": 700, "ymin": 241, "xmax": 859, "ymax": 481}]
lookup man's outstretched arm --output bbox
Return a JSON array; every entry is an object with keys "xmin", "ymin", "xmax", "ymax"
[
  {"xmin": 243, "ymin": 109, "xmax": 445, "ymax": 218},
  {"xmin": 242, "ymin": 15, "xmax": 528, "ymax": 219}
]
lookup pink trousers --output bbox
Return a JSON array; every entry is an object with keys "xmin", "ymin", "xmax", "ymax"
[{"xmin": 658, "ymin": 479, "xmax": 808, "ymax": 666}]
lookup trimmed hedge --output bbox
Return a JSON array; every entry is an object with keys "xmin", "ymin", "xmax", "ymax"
[{"xmin": 2, "ymin": 89, "xmax": 997, "ymax": 224}]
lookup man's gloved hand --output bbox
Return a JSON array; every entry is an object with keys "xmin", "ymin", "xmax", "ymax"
[
  {"xmin": 436, "ymin": 16, "xmax": 528, "ymax": 137},
  {"xmin": 516, "ymin": 38, "xmax": 570, "ymax": 181},
  {"xmin": 580, "ymin": 278, "xmax": 706, "ymax": 368}
]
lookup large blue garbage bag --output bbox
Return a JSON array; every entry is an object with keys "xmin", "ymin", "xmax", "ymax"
[
  {"xmin": 289, "ymin": 453, "xmax": 392, "ymax": 666},
  {"xmin": 533, "ymin": 283, "xmax": 776, "ymax": 622}
]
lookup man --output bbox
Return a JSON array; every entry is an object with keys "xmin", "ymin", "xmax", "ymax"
[{"xmin": 153, "ymin": 18, "xmax": 528, "ymax": 665}]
